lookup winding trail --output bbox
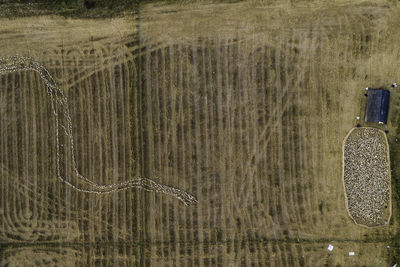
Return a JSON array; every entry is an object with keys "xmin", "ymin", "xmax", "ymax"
[{"xmin": 0, "ymin": 55, "xmax": 198, "ymax": 206}]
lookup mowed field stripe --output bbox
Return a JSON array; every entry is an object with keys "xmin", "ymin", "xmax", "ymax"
[
  {"xmin": 221, "ymin": 37, "xmax": 232, "ymax": 225},
  {"xmin": 61, "ymin": 51, "xmax": 71, "ymax": 239},
  {"xmin": 190, "ymin": 42, "xmax": 200, "ymax": 265},
  {"xmin": 160, "ymin": 46, "xmax": 170, "ymax": 253},
  {"xmin": 68, "ymin": 51, "xmax": 83, "ymax": 241},
  {"xmin": 180, "ymin": 42, "xmax": 189, "ymax": 260},
  {"xmin": 37, "ymin": 66, "xmax": 49, "ymax": 235},
  {"xmin": 287, "ymin": 30, "xmax": 304, "ymax": 229},
  {"xmin": 7, "ymin": 72, "xmax": 15, "ymax": 230},
  {"xmin": 224, "ymin": 38, "xmax": 235, "ymax": 233},
  {"xmin": 329, "ymin": 25, "xmax": 343, "ymax": 229},
  {"xmin": 21, "ymin": 70, "xmax": 30, "ymax": 215},
  {"xmin": 318, "ymin": 26, "xmax": 331, "ymax": 229},
  {"xmin": 214, "ymin": 38, "xmax": 224, "ymax": 243},
  {"xmin": 266, "ymin": 44, "xmax": 279, "ymax": 235},
  {"xmin": 319, "ymin": 22, "xmax": 332, "ymax": 228},
  {"xmin": 122, "ymin": 56, "xmax": 131, "ymax": 237},
  {"xmin": 29, "ymin": 71, "xmax": 39, "ymax": 226},
  {"xmin": 11, "ymin": 71, "xmax": 21, "ymax": 236},
  {"xmin": 184, "ymin": 43, "xmax": 194, "ymax": 263},
  {"xmin": 110, "ymin": 51, "xmax": 119, "ymax": 241},
  {"xmin": 258, "ymin": 43, "xmax": 268, "ymax": 219},
  {"xmin": 236, "ymin": 38, "xmax": 253, "ymax": 233},
  {"xmin": 159, "ymin": 46, "xmax": 167, "ymax": 252},
  {"xmin": 169, "ymin": 43, "xmax": 178, "ymax": 256},
  {"xmin": 292, "ymin": 30, "xmax": 308, "ymax": 230},
  {"xmin": 24, "ymin": 70, "xmax": 42, "ymax": 236},
  {"xmin": 92, "ymin": 55, "xmax": 104, "ymax": 241},
  {"xmin": 99, "ymin": 48, "xmax": 111, "ymax": 242},
  {"xmin": 178, "ymin": 43, "xmax": 186, "ymax": 257},
  {"xmin": 162, "ymin": 45, "xmax": 170, "ymax": 255},
  {"xmin": 282, "ymin": 31, "xmax": 297, "ymax": 227},
  {"xmin": 184, "ymin": 42, "xmax": 194, "ymax": 260},
  {"xmin": 110, "ymin": 50, "xmax": 130, "ymax": 240},
  {"xmin": 334, "ymin": 16, "xmax": 353, "ymax": 227},
  {"xmin": 297, "ymin": 30, "xmax": 312, "ymax": 225},
  {"xmin": 108, "ymin": 48, "xmax": 118, "ymax": 240},
  {"xmin": 274, "ymin": 34, "xmax": 287, "ymax": 227},
  {"xmin": 190, "ymin": 39, "xmax": 201, "ymax": 261},
  {"xmin": 199, "ymin": 38, "xmax": 209, "ymax": 246},
  {"xmin": 251, "ymin": 38, "xmax": 263, "ymax": 231},
  {"xmin": 205, "ymin": 38, "xmax": 215, "ymax": 246},
  {"xmin": 284, "ymin": 32, "xmax": 301, "ymax": 230},
  {"xmin": 67, "ymin": 53, "xmax": 81, "ymax": 240},
  {"xmin": 307, "ymin": 26, "xmax": 320, "ymax": 226},
  {"xmin": 0, "ymin": 73, "xmax": 8, "ymax": 238},
  {"xmin": 175, "ymin": 42, "xmax": 184, "ymax": 255},
  {"xmin": 55, "ymin": 56, "xmax": 65, "ymax": 231},
  {"xmin": 300, "ymin": 28, "xmax": 315, "ymax": 227},
  {"xmin": 151, "ymin": 47, "xmax": 161, "ymax": 234},
  {"xmin": 282, "ymin": 32, "xmax": 293, "ymax": 227},
  {"xmin": 88, "ymin": 54, "xmax": 100, "ymax": 241},
  {"xmin": 115, "ymin": 56, "xmax": 124, "ymax": 238},
  {"xmin": 130, "ymin": 44, "xmax": 140, "ymax": 262},
  {"xmin": 2, "ymin": 73, "xmax": 12, "ymax": 238},
  {"xmin": 120, "ymin": 52, "xmax": 132, "ymax": 238},
  {"xmin": 260, "ymin": 44, "xmax": 272, "ymax": 228},
  {"xmin": 79, "ymin": 53, "xmax": 95, "ymax": 241},
  {"xmin": 309, "ymin": 24, "xmax": 323, "ymax": 228},
  {"xmin": 280, "ymin": 33, "xmax": 293, "ymax": 228},
  {"xmin": 247, "ymin": 38, "xmax": 258, "ymax": 230}
]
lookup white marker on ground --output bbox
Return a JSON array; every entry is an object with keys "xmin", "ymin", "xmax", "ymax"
[
  {"xmin": 328, "ymin": 245, "xmax": 334, "ymax": 251},
  {"xmin": 349, "ymin": 252, "xmax": 355, "ymax": 256}
]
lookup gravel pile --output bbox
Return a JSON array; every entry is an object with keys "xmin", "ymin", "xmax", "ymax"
[{"xmin": 343, "ymin": 127, "xmax": 391, "ymax": 227}]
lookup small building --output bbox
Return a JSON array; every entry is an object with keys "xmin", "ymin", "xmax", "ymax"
[{"xmin": 365, "ymin": 89, "xmax": 390, "ymax": 124}]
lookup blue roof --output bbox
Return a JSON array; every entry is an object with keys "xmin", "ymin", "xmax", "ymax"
[{"xmin": 365, "ymin": 89, "xmax": 390, "ymax": 124}]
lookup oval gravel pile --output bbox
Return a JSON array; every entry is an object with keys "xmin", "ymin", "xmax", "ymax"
[{"xmin": 343, "ymin": 127, "xmax": 391, "ymax": 227}]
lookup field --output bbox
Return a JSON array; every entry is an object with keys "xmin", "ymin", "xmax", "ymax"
[{"xmin": 1, "ymin": 0, "xmax": 400, "ymax": 266}]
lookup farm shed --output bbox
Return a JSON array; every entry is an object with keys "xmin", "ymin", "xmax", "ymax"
[{"xmin": 365, "ymin": 89, "xmax": 390, "ymax": 124}]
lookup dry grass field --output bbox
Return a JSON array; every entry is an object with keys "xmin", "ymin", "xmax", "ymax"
[{"xmin": 1, "ymin": 0, "xmax": 400, "ymax": 266}]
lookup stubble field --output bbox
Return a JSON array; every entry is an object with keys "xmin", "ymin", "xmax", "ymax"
[{"xmin": 1, "ymin": 1, "xmax": 400, "ymax": 266}]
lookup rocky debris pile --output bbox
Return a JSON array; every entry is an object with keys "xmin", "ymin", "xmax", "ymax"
[{"xmin": 343, "ymin": 127, "xmax": 390, "ymax": 227}]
